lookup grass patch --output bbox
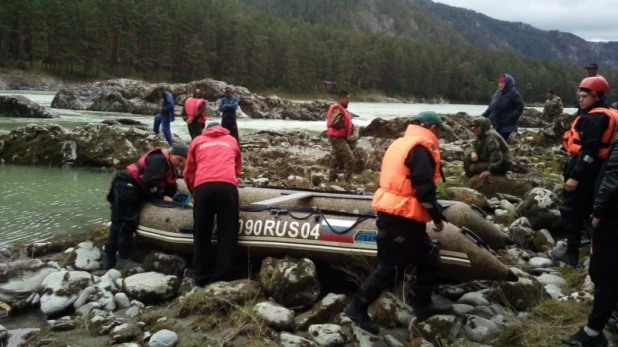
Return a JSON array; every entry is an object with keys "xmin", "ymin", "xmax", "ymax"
[
  {"xmin": 496, "ymin": 299, "xmax": 591, "ymax": 347},
  {"xmin": 557, "ymin": 267, "xmax": 587, "ymax": 293},
  {"xmin": 437, "ymin": 182, "xmax": 448, "ymax": 199}
]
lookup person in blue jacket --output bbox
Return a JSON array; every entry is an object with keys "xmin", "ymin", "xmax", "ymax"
[
  {"xmin": 218, "ymin": 86, "xmax": 240, "ymax": 144},
  {"xmin": 481, "ymin": 74, "xmax": 524, "ymax": 142},
  {"xmin": 153, "ymin": 84, "xmax": 175, "ymax": 146}
]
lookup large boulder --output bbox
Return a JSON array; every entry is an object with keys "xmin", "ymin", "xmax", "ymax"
[
  {"xmin": 361, "ymin": 113, "xmax": 475, "ymax": 142},
  {"xmin": 122, "ymin": 272, "xmax": 179, "ymax": 305},
  {"xmin": 0, "ymin": 259, "xmax": 58, "ymax": 304},
  {"xmin": 0, "ymin": 95, "xmax": 58, "ymax": 118},
  {"xmin": 51, "ymin": 89, "xmax": 85, "ymax": 110},
  {"xmin": 466, "ymin": 175, "xmax": 532, "ymax": 199},
  {"xmin": 519, "ymin": 108, "xmax": 549, "ymax": 128},
  {"xmin": 177, "ymin": 279, "xmax": 263, "ymax": 316},
  {"xmin": 66, "ymin": 241, "xmax": 102, "ymax": 271},
  {"xmin": 445, "ymin": 187, "xmax": 488, "ymax": 208},
  {"xmin": 142, "ymin": 252, "xmax": 187, "ymax": 278},
  {"xmin": 40, "ymin": 271, "xmax": 94, "ymax": 317},
  {"xmin": 410, "ymin": 315, "xmax": 461, "ymax": 343},
  {"xmin": 259, "ymin": 257, "xmax": 321, "ymax": 309},
  {"xmin": 0, "ymin": 123, "xmax": 172, "ymax": 169},
  {"xmin": 369, "ymin": 292, "xmax": 413, "ymax": 328},
  {"xmin": 488, "ymin": 268, "xmax": 543, "ymax": 311},
  {"xmin": 295, "ymin": 293, "xmax": 347, "ymax": 330},
  {"xmin": 88, "ymin": 91, "xmax": 135, "ymax": 113},
  {"xmin": 517, "ymin": 188, "xmax": 563, "ymax": 234}
]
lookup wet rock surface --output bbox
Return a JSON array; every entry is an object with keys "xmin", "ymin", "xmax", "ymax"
[
  {"xmin": 0, "ymin": 95, "xmax": 58, "ymax": 118},
  {"xmin": 259, "ymin": 257, "xmax": 321, "ymax": 309}
]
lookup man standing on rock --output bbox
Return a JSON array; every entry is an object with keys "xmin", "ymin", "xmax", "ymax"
[
  {"xmin": 153, "ymin": 84, "xmax": 176, "ymax": 146},
  {"xmin": 103, "ymin": 145, "xmax": 188, "ymax": 270},
  {"xmin": 481, "ymin": 73, "xmax": 524, "ymax": 141},
  {"xmin": 182, "ymin": 90, "xmax": 207, "ymax": 140},
  {"xmin": 184, "ymin": 122, "xmax": 242, "ymax": 287},
  {"xmin": 327, "ymin": 91, "xmax": 355, "ymax": 182},
  {"xmin": 463, "ymin": 117, "xmax": 512, "ymax": 179},
  {"xmin": 344, "ymin": 111, "xmax": 453, "ymax": 334},
  {"xmin": 552, "ymin": 76, "xmax": 617, "ymax": 269},
  {"xmin": 542, "ymin": 89, "xmax": 564, "ymax": 121},
  {"xmin": 218, "ymin": 86, "xmax": 240, "ymax": 144}
]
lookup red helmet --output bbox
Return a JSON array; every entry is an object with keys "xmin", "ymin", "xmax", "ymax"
[{"xmin": 579, "ymin": 76, "xmax": 609, "ymax": 97}]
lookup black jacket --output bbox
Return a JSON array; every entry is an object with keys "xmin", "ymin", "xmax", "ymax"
[
  {"xmin": 140, "ymin": 152, "xmax": 178, "ymax": 200},
  {"xmin": 593, "ymin": 137, "xmax": 618, "ymax": 219},
  {"xmin": 564, "ymin": 106, "xmax": 610, "ymax": 182},
  {"xmin": 481, "ymin": 74, "xmax": 524, "ymax": 133}
]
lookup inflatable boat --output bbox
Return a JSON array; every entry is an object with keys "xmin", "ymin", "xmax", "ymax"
[{"xmin": 136, "ymin": 183, "xmax": 518, "ymax": 282}]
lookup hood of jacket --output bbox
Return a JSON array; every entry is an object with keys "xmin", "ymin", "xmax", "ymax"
[
  {"xmin": 501, "ymin": 74, "xmax": 515, "ymax": 93},
  {"xmin": 473, "ymin": 117, "xmax": 491, "ymax": 136},
  {"xmin": 203, "ymin": 125, "xmax": 230, "ymax": 137}
]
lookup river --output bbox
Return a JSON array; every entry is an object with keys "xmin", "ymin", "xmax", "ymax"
[{"xmin": 0, "ymin": 91, "xmax": 575, "ymax": 246}]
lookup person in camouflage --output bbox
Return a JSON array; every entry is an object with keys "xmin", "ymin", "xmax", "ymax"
[
  {"xmin": 542, "ymin": 89, "xmax": 564, "ymax": 121},
  {"xmin": 463, "ymin": 117, "xmax": 512, "ymax": 178},
  {"xmin": 327, "ymin": 91, "xmax": 355, "ymax": 182}
]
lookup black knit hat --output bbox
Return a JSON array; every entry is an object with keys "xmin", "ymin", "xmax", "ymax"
[{"xmin": 170, "ymin": 144, "xmax": 188, "ymax": 158}]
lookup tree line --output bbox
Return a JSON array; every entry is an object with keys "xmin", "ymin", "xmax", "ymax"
[{"xmin": 0, "ymin": 0, "xmax": 616, "ymax": 104}]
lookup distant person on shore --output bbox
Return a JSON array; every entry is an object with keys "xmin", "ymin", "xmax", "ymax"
[
  {"xmin": 463, "ymin": 117, "xmax": 512, "ymax": 179},
  {"xmin": 153, "ymin": 84, "xmax": 176, "ymax": 146},
  {"xmin": 218, "ymin": 86, "xmax": 240, "ymax": 144},
  {"xmin": 585, "ymin": 63, "xmax": 601, "ymax": 78},
  {"xmin": 344, "ymin": 111, "xmax": 453, "ymax": 334},
  {"xmin": 542, "ymin": 89, "xmax": 564, "ymax": 120},
  {"xmin": 184, "ymin": 122, "xmax": 242, "ymax": 287},
  {"xmin": 481, "ymin": 73, "xmax": 524, "ymax": 142},
  {"xmin": 103, "ymin": 145, "xmax": 188, "ymax": 270},
  {"xmin": 182, "ymin": 90, "xmax": 207, "ymax": 140},
  {"xmin": 552, "ymin": 76, "xmax": 616, "ymax": 269},
  {"xmin": 327, "ymin": 91, "xmax": 355, "ymax": 182}
]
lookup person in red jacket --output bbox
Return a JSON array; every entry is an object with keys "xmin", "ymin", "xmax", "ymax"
[
  {"xmin": 327, "ymin": 91, "xmax": 355, "ymax": 182},
  {"xmin": 182, "ymin": 91, "xmax": 208, "ymax": 140},
  {"xmin": 184, "ymin": 122, "xmax": 242, "ymax": 286}
]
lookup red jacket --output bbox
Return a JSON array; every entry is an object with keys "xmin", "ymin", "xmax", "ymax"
[{"xmin": 183, "ymin": 125, "xmax": 242, "ymax": 193}]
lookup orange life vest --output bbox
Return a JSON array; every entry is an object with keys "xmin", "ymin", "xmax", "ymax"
[
  {"xmin": 326, "ymin": 104, "xmax": 353, "ymax": 138},
  {"xmin": 184, "ymin": 97, "xmax": 207, "ymax": 124},
  {"xmin": 372, "ymin": 125, "xmax": 442, "ymax": 222},
  {"xmin": 126, "ymin": 148, "xmax": 177, "ymax": 192},
  {"xmin": 563, "ymin": 107, "xmax": 618, "ymax": 158}
]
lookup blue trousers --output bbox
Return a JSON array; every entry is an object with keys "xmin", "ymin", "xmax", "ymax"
[{"xmin": 153, "ymin": 114, "xmax": 173, "ymax": 146}]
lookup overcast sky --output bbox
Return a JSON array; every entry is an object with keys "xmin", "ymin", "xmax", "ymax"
[{"xmin": 435, "ymin": 0, "xmax": 618, "ymax": 42}]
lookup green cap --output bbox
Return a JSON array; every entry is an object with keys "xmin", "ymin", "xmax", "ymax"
[{"xmin": 413, "ymin": 111, "xmax": 451, "ymax": 132}]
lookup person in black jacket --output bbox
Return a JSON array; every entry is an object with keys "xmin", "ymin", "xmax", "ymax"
[
  {"xmin": 481, "ymin": 74, "xmax": 524, "ymax": 141},
  {"xmin": 551, "ymin": 77, "xmax": 614, "ymax": 269},
  {"xmin": 103, "ymin": 145, "xmax": 188, "ymax": 270}
]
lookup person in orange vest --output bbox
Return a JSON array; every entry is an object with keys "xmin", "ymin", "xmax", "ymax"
[
  {"xmin": 182, "ymin": 91, "xmax": 208, "ymax": 140},
  {"xmin": 103, "ymin": 145, "xmax": 188, "ymax": 270},
  {"xmin": 326, "ymin": 91, "xmax": 355, "ymax": 182},
  {"xmin": 551, "ymin": 76, "xmax": 618, "ymax": 269},
  {"xmin": 344, "ymin": 111, "xmax": 453, "ymax": 334}
]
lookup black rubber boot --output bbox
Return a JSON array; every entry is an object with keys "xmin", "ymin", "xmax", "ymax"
[
  {"xmin": 413, "ymin": 298, "xmax": 454, "ymax": 321},
  {"xmin": 116, "ymin": 257, "xmax": 142, "ymax": 270},
  {"xmin": 343, "ymin": 297, "xmax": 380, "ymax": 335},
  {"xmin": 561, "ymin": 328, "xmax": 608, "ymax": 347},
  {"xmin": 551, "ymin": 249, "xmax": 579, "ymax": 268},
  {"xmin": 102, "ymin": 252, "xmax": 116, "ymax": 270}
]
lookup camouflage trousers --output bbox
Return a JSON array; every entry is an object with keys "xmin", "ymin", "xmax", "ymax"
[
  {"xmin": 329, "ymin": 137, "xmax": 355, "ymax": 182},
  {"xmin": 463, "ymin": 155, "xmax": 510, "ymax": 177}
]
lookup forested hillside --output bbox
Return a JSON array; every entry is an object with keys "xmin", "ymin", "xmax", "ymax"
[{"xmin": 0, "ymin": 0, "xmax": 616, "ymax": 103}]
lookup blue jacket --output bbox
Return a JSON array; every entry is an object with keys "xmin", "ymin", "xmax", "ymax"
[
  {"xmin": 482, "ymin": 74, "xmax": 524, "ymax": 133},
  {"xmin": 161, "ymin": 91, "xmax": 175, "ymax": 122},
  {"xmin": 218, "ymin": 96, "xmax": 239, "ymax": 121}
]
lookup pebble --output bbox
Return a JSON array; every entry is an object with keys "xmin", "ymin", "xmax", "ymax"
[
  {"xmin": 148, "ymin": 329, "xmax": 178, "ymax": 347},
  {"xmin": 537, "ymin": 274, "xmax": 566, "ymax": 287},
  {"xmin": 529, "ymin": 257, "xmax": 554, "ymax": 268},
  {"xmin": 457, "ymin": 292, "xmax": 490, "ymax": 307}
]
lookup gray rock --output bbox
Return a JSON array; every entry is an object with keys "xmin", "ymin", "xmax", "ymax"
[
  {"xmin": 438, "ymin": 285, "xmax": 466, "ymax": 300},
  {"xmin": 114, "ymin": 293, "xmax": 132, "ymax": 309},
  {"xmin": 99, "ymin": 269, "xmax": 122, "ymax": 292},
  {"xmin": 74, "ymin": 286, "xmax": 98, "ymax": 309},
  {"xmin": 537, "ymin": 274, "xmax": 566, "ymax": 287},
  {"xmin": 308, "ymin": 324, "xmax": 347, "ymax": 347},
  {"xmin": 76, "ymin": 302, "xmax": 101, "ymax": 316},
  {"xmin": 463, "ymin": 315, "xmax": 501, "ymax": 343},
  {"xmin": 453, "ymin": 304, "xmax": 474, "ymax": 317},
  {"xmin": 143, "ymin": 252, "xmax": 187, "ymax": 278},
  {"xmin": 148, "ymin": 329, "xmax": 178, "ymax": 347},
  {"xmin": 122, "ymin": 272, "xmax": 179, "ymax": 305},
  {"xmin": 529, "ymin": 257, "xmax": 554, "ymax": 268},
  {"xmin": 410, "ymin": 314, "xmax": 461, "ymax": 343},
  {"xmin": 457, "ymin": 292, "xmax": 490, "ymax": 307},
  {"xmin": 370, "ymin": 291, "xmax": 413, "ymax": 328},
  {"xmin": 98, "ymin": 290, "xmax": 116, "ymax": 312},
  {"xmin": 253, "ymin": 301, "xmax": 295, "ymax": 331},
  {"xmin": 517, "ymin": 188, "xmax": 562, "ymax": 234},
  {"xmin": 295, "ymin": 293, "xmax": 346, "ymax": 330},
  {"xmin": 259, "ymin": 257, "xmax": 320, "ymax": 309},
  {"xmin": 40, "ymin": 271, "xmax": 94, "ymax": 316},
  {"xmin": 51, "ymin": 89, "xmax": 86, "ymax": 110},
  {"xmin": 110, "ymin": 323, "xmax": 142, "ymax": 344},
  {"xmin": 469, "ymin": 306, "xmax": 494, "ymax": 320},
  {"xmin": 0, "ymin": 259, "xmax": 57, "ymax": 304},
  {"xmin": 130, "ymin": 300, "xmax": 145, "ymax": 309},
  {"xmin": 351, "ymin": 324, "xmax": 379, "ymax": 347},
  {"xmin": 544, "ymin": 284, "xmax": 565, "ymax": 300},
  {"xmin": 0, "ymin": 324, "xmax": 7, "ymax": 343},
  {"xmin": 125, "ymin": 306, "xmax": 141, "ymax": 319},
  {"xmin": 488, "ymin": 268, "xmax": 543, "ymax": 311},
  {"xmin": 384, "ymin": 335, "xmax": 404, "ymax": 347},
  {"xmin": 48, "ymin": 317, "xmax": 76, "ymax": 331},
  {"xmin": 0, "ymin": 95, "xmax": 58, "ymax": 118},
  {"xmin": 280, "ymin": 332, "xmax": 318, "ymax": 347}
]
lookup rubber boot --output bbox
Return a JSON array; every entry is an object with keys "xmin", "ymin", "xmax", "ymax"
[
  {"xmin": 102, "ymin": 252, "xmax": 116, "ymax": 270},
  {"xmin": 344, "ymin": 296, "xmax": 380, "ymax": 335},
  {"xmin": 551, "ymin": 249, "xmax": 578, "ymax": 268},
  {"xmin": 413, "ymin": 298, "xmax": 454, "ymax": 321},
  {"xmin": 561, "ymin": 328, "xmax": 608, "ymax": 347},
  {"xmin": 116, "ymin": 257, "xmax": 142, "ymax": 270}
]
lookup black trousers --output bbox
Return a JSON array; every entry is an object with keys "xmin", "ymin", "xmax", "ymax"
[
  {"xmin": 187, "ymin": 122, "xmax": 205, "ymax": 139},
  {"xmin": 352, "ymin": 213, "xmax": 441, "ymax": 307},
  {"xmin": 587, "ymin": 219, "xmax": 618, "ymax": 331},
  {"xmin": 105, "ymin": 171, "xmax": 144, "ymax": 260},
  {"xmin": 221, "ymin": 118, "xmax": 240, "ymax": 145},
  {"xmin": 192, "ymin": 182, "xmax": 240, "ymax": 285},
  {"xmin": 498, "ymin": 131, "xmax": 512, "ymax": 142},
  {"xmin": 560, "ymin": 179, "xmax": 596, "ymax": 255}
]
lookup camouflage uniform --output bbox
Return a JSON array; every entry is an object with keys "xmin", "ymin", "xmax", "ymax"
[
  {"xmin": 329, "ymin": 109, "xmax": 355, "ymax": 182},
  {"xmin": 464, "ymin": 117, "xmax": 512, "ymax": 177},
  {"xmin": 542, "ymin": 96, "xmax": 564, "ymax": 120}
]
